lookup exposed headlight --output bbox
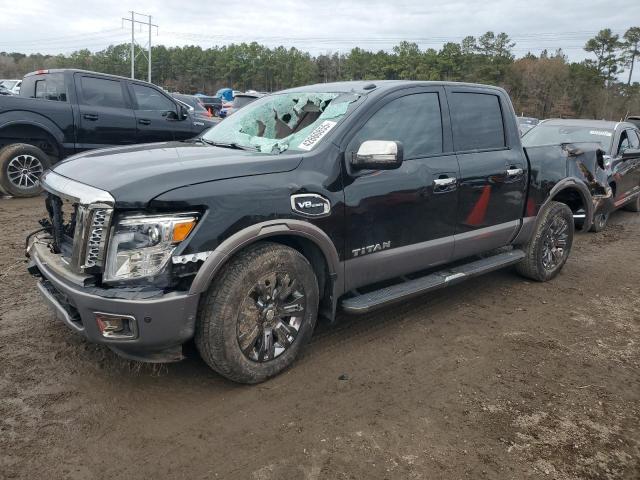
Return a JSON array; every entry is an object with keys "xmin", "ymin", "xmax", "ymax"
[{"xmin": 104, "ymin": 213, "xmax": 198, "ymax": 282}]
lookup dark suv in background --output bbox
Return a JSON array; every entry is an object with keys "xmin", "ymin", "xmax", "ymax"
[{"xmin": 0, "ymin": 69, "xmax": 218, "ymax": 197}]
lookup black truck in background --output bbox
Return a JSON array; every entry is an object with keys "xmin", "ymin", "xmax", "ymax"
[
  {"xmin": 27, "ymin": 80, "xmax": 631, "ymax": 384},
  {"xmin": 0, "ymin": 69, "xmax": 218, "ymax": 197}
]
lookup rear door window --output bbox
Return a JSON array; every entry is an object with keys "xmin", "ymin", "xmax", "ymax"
[
  {"xmin": 449, "ymin": 92, "xmax": 505, "ymax": 151},
  {"xmin": 80, "ymin": 76, "xmax": 126, "ymax": 108}
]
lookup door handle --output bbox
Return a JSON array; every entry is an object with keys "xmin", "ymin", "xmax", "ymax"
[
  {"xmin": 138, "ymin": 119, "xmax": 151, "ymax": 125},
  {"xmin": 82, "ymin": 113, "xmax": 98, "ymax": 121},
  {"xmin": 433, "ymin": 176, "xmax": 457, "ymax": 193},
  {"xmin": 506, "ymin": 167, "xmax": 524, "ymax": 176}
]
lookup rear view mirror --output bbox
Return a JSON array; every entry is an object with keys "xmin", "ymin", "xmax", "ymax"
[
  {"xmin": 622, "ymin": 148, "xmax": 640, "ymax": 160},
  {"xmin": 351, "ymin": 140, "xmax": 403, "ymax": 170}
]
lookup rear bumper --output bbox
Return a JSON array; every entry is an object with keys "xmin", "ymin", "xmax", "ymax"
[{"xmin": 28, "ymin": 238, "xmax": 200, "ymax": 362}]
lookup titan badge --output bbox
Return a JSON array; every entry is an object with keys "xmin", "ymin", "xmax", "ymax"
[{"xmin": 352, "ymin": 241, "xmax": 391, "ymax": 257}]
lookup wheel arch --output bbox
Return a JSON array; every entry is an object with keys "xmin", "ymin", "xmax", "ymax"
[
  {"xmin": 189, "ymin": 220, "xmax": 343, "ymax": 320},
  {"xmin": 0, "ymin": 116, "xmax": 65, "ymax": 160},
  {"xmin": 546, "ymin": 178, "xmax": 594, "ymax": 232}
]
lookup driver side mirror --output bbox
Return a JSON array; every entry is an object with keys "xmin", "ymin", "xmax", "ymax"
[
  {"xmin": 351, "ymin": 140, "xmax": 403, "ymax": 170},
  {"xmin": 622, "ymin": 147, "xmax": 640, "ymax": 160},
  {"xmin": 162, "ymin": 110, "xmax": 179, "ymax": 120},
  {"xmin": 163, "ymin": 105, "xmax": 190, "ymax": 121}
]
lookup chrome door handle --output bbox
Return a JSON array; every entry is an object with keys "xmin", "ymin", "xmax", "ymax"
[
  {"xmin": 506, "ymin": 168, "xmax": 523, "ymax": 176},
  {"xmin": 433, "ymin": 177, "xmax": 457, "ymax": 187}
]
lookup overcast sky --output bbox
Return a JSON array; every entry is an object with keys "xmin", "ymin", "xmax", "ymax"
[{"xmin": 1, "ymin": 0, "xmax": 639, "ymax": 81}]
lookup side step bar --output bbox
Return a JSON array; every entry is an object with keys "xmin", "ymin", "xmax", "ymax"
[{"xmin": 341, "ymin": 249, "xmax": 526, "ymax": 314}]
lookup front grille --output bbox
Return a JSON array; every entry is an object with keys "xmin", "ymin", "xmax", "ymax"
[{"xmin": 84, "ymin": 208, "xmax": 111, "ymax": 269}]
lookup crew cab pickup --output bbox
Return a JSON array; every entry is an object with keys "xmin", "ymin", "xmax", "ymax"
[
  {"xmin": 0, "ymin": 69, "xmax": 218, "ymax": 197},
  {"xmin": 26, "ymin": 81, "xmax": 608, "ymax": 383}
]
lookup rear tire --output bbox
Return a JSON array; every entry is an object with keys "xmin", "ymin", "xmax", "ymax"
[
  {"xmin": 622, "ymin": 194, "xmax": 640, "ymax": 212},
  {"xmin": 516, "ymin": 201, "xmax": 574, "ymax": 282},
  {"xmin": 0, "ymin": 143, "xmax": 51, "ymax": 197},
  {"xmin": 195, "ymin": 242, "xmax": 319, "ymax": 384}
]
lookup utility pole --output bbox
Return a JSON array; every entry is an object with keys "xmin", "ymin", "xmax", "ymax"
[
  {"xmin": 122, "ymin": 11, "xmax": 158, "ymax": 82},
  {"xmin": 148, "ymin": 15, "xmax": 152, "ymax": 83},
  {"xmin": 130, "ymin": 11, "xmax": 134, "ymax": 79}
]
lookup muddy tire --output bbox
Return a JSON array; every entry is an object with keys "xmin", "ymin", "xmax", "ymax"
[
  {"xmin": 195, "ymin": 242, "xmax": 319, "ymax": 384},
  {"xmin": 622, "ymin": 194, "xmax": 640, "ymax": 212},
  {"xmin": 516, "ymin": 201, "xmax": 574, "ymax": 282},
  {"xmin": 590, "ymin": 211, "xmax": 610, "ymax": 232},
  {"xmin": 0, "ymin": 143, "xmax": 51, "ymax": 197}
]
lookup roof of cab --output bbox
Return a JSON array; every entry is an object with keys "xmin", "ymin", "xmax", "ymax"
[
  {"xmin": 279, "ymin": 80, "xmax": 505, "ymax": 95},
  {"xmin": 23, "ymin": 69, "xmax": 157, "ymax": 86}
]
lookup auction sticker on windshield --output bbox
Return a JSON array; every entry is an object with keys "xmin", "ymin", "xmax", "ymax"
[
  {"xmin": 298, "ymin": 121, "xmax": 337, "ymax": 151},
  {"xmin": 589, "ymin": 130, "xmax": 613, "ymax": 137}
]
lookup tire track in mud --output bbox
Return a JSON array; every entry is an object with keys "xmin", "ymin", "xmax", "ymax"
[{"xmin": 2, "ymin": 197, "xmax": 639, "ymax": 480}]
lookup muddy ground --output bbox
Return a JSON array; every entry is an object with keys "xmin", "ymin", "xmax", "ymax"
[{"xmin": 0, "ymin": 196, "xmax": 638, "ymax": 480}]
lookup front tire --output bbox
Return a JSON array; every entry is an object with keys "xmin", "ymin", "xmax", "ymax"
[
  {"xmin": 516, "ymin": 201, "xmax": 574, "ymax": 282},
  {"xmin": 195, "ymin": 242, "xmax": 319, "ymax": 384},
  {"xmin": 0, "ymin": 143, "xmax": 51, "ymax": 197}
]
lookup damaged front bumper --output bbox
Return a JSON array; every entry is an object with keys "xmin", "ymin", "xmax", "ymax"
[{"xmin": 27, "ymin": 235, "xmax": 200, "ymax": 363}]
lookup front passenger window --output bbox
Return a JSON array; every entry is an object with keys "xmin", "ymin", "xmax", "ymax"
[
  {"xmin": 132, "ymin": 84, "xmax": 175, "ymax": 111},
  {"xmin": 347, "ymin": 93, "xmax": 443, "ymax": 160}
]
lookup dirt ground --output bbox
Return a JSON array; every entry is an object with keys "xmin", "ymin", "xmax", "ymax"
[{"xmin": 0, "ymin": 196, "xmax": 638, "ymax": 480}]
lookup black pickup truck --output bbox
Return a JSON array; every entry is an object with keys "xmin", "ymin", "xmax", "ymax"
[
  {"xmin": 26, "ymin": 80, "xmax": 615, "ymax": 383},
  {"xmin": 0, "ymin": 69, "xmax": 218, "ymax": 197}
]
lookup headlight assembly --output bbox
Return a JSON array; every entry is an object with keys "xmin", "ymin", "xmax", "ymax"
[{"xmin": 104, "ymin": 213, "xmax": 198, "ymax": 282}]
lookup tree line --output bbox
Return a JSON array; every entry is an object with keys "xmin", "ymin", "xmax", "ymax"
[{"xmin": 1, "ymin": 27, "xmax": 639, "ymax": 121}]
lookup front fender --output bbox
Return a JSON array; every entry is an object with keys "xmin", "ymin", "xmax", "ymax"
[{"xmin": 187, "ymin": 219, "xmax": 342, "ymax": 296}]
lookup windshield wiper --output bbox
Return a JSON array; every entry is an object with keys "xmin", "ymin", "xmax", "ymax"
[{"xmin": 198, "ymin": 138, "xmax": 258, "ymax": 151}]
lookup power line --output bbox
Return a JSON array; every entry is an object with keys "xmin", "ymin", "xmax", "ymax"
[
  {"xmin": 0, "ymin": 28, "xmax": 631, "ymax": 62},
  {"xmin": 0, "ymin": 28, "xmax": 125, "ymax": 47},
  {"xmin": 3, "ymin": 35, "xmax": 130, "ymax": 53}
]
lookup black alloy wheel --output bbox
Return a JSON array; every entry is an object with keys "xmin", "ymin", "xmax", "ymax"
[
  {"xmin": 541, "ymin": 214, "xmax": 570, "ymax": 271},
  {"xmin": 237, "ymin": 272, "xmax": 306, "ymax": 362}
]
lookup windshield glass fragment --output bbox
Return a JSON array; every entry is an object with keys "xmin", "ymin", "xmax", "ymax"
[{"xmin": 202, "ymin": 92, "xmax": 359, "ymax": 154}]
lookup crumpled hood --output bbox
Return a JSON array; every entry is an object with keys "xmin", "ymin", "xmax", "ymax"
[{"xmin": 52, "ymin": 141, "xmax": 302, "ymax": 207}]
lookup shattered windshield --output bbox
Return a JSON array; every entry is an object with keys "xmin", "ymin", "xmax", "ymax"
[{"xmin": 202, "ymin": 91, "xmax": 360, "ymax": 154}]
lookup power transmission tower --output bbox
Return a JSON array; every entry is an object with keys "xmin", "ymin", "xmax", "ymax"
[{"xmin": 122, "ymin": 11, "xmax": 158, "ymax": 83}]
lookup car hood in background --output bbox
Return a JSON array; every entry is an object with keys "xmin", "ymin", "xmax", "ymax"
[{"xmin": 52, "ymin": 142, "xmax": 302, "ymax": 207}]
